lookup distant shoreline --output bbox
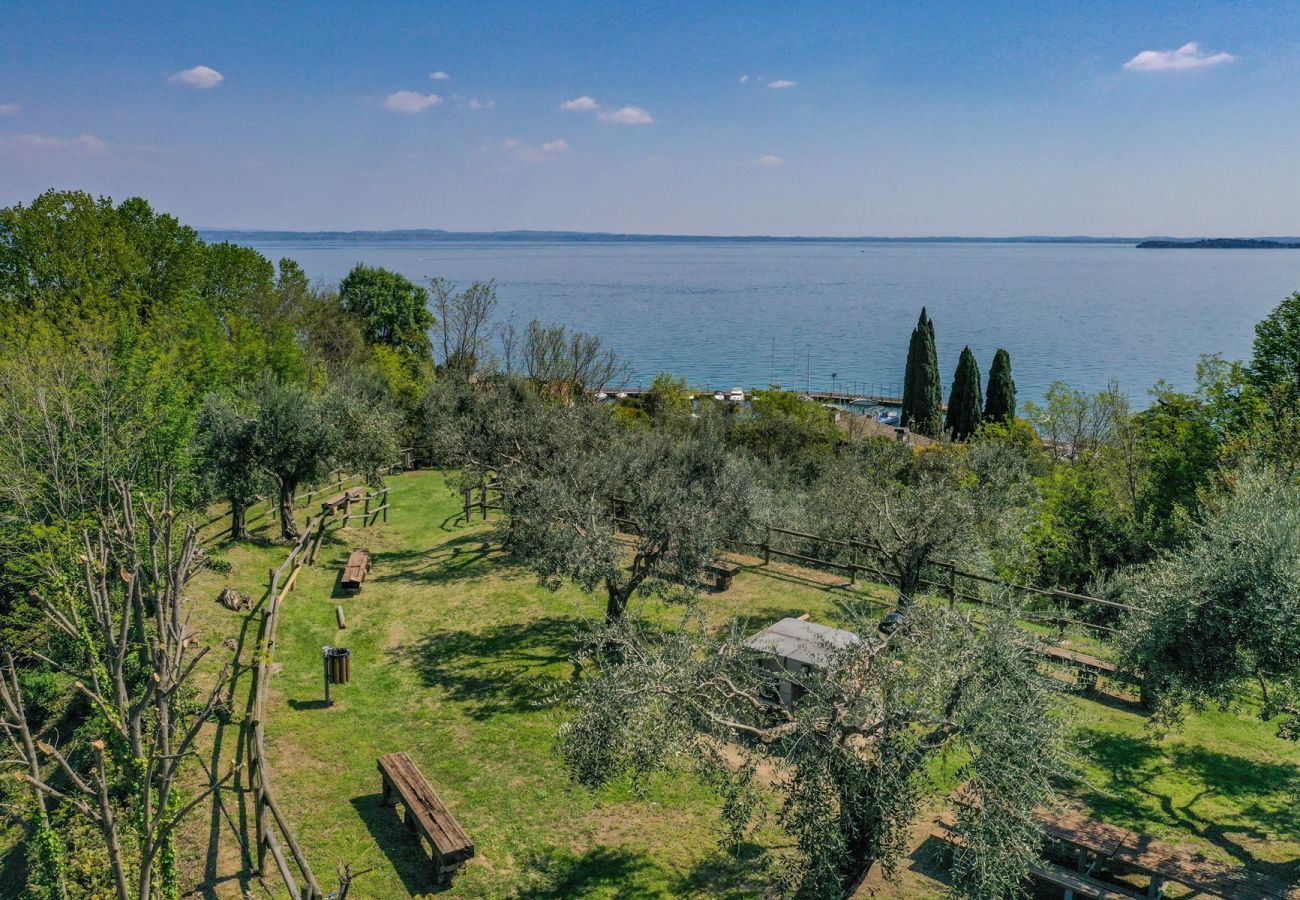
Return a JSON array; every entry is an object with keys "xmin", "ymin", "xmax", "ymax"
[
  {"xmin": 204, "ymin": 229, "xmax": 1145, "ymax": 245},
  {"xmin": 1137, "ymin": 238, "xmax": 1300, "ymax": 249}
]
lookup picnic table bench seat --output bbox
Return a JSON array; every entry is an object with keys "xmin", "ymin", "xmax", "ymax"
[
  {"xmin": 941, "ymin": 789, "xmax": 1296, "ymax": 900},
  {"xmin": 341, "ymin": 549, "xmax": 371, "ymax": 593},
  {"xmin": 1035, "ymin": 644, "xmax": 1122, "ymax": 692},
  {"xmin": 704, "ymin": 560, "xmax": 741, "ymax": 591},
  {"xmin": 321, "ymin": 485, "xmax": 365, "ymax": 513},
  {"xmin": 377, "ymin": 751, "xmax": 474, "ymax": 887},
  {"xmin": 932, "ymin": 812, "xmax": 1145, "ymax": 899}
]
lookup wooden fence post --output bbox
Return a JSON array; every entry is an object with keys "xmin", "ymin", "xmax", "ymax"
[
  {"xmin": 382, "ymin": 487, "xmax": 389, "ymax": 523},
  {"xmin": 763, "ymin": 525, "xmax": 771, "ymax": 566},
  {"xmin": 479, "ymin": 480, "xmax": 488, "ymax": 520},
  {"xmin": 947, "ymin": 564, "xmax": 957, "ymax": 606},
  {"xmin": 850, "ymin": 545, "xmax": 858, "ymax": 586}
]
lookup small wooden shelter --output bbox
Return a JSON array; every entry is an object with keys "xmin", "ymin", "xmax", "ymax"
[{"xmin": 742, "ymin": 617, "xmax": 862, "ymax": 707}]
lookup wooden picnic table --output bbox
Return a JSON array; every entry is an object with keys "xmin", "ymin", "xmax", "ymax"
[{"xmin": 948, "ymin": 788, "xmax": 1295, "ymax": 899}]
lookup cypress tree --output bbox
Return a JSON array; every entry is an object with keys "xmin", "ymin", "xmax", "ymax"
[
  {"xmin": 944, "ymin": 346, "xmax": 983, "ymax": 441},
  {"xmin": 983, "ymin": 348, "xmax": 1017, "ymax": 424},
  {"xmin": 900, "ymin": 308, "xmax": 942, "ymax": 436}
]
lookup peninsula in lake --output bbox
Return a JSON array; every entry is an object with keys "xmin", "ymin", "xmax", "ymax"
[{"xmin": 1138, "ymin": 238, "xmax": 1300, "ymax": 249}]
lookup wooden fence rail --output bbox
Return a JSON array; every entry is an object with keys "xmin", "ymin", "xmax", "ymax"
[
  {"xmin": 754, "ymin": 523, "xmax": 1132, "ymax": 640},
  {"xmin": 242, "ymin": 472, "xmax": 399, "ymax": 899}
]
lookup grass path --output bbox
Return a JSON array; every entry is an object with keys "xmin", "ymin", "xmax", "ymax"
[{"xmin": 176, "ymin": 469, "xmax": 1300, "ymax": 898}]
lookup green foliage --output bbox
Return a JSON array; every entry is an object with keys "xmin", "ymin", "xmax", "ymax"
[
  {"xmin": 339, "ymin": 264, "xmax": 434, "ymax": 360},
  {"xmin": 943, "ymin": 345, "xmax": 982, "ymax": 441},
  {"xmin": 1250, "ymin": 291, "xmax": 1300, "ymax": 399},
  {"xmin": 506, "ymin": 423, "xmax": 761, "ymax": 622},
  {"xmin": 730, "ymin": 388, "xmax": 838, "ymax": 468},
  {"xmin": 1120, "ymin": 468, "xmax": 1300, "ymax": 734},
  {"xmin": 983, "ymin": 347, "xmax": 1016, "ymax": 424},
  {"xmin": 558, "ymin": 605, "xmax": 1065, "ymax": 898},
  {"xmin": 900, "ymin": 308, "xmax": 942, "ymax": 436},
  {"xmin": 643, "ymin": 373, "xmax": 693, "ymax": 422},
  {"xmin": 196, "ymin": 393, "xmax": 263, "ymax": 539},
  {"xmin": 27, "ymin": 811, "xmax": 65, "ymax": 900}
]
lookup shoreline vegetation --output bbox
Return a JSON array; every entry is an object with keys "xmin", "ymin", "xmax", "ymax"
[{"xmin": 1137, "ymin": 238, "xmax": 1300, "ymax": 249}]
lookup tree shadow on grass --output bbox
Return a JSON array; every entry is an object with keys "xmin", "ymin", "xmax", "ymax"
[
  {"xmin": 517, "ymin": 846, "xmax": 659, "ymax": 898},
  {"xmin": 397, "ymin": 616, "xmax": 583, "ymax": 720},
  {"xmin": 373, "ymin": 533, "xmax": 515, "ymax": 588},
  {"xmin": 517, "ymin": 843, "xmax": 771, "ymax": 899},
  {"xmin": 1073, "ymin": 728, "xmax": 1300, "ymax": 881},
  {"xmin": 350, "ymin": 792, "xmax": 443, "ymax": 896}
]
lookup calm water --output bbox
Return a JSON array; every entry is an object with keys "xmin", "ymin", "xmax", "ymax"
[{"xmin": 240, "ymin": 240, "xmax": 1300, "ymax": 406}]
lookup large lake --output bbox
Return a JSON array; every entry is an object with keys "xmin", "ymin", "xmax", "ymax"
[{"xmin": 236, "ymin": 239, "xmax": 1300, "ymax": 406}]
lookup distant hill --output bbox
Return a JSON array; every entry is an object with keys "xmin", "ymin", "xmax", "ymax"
[{"xmin": 1138, "ymin": 238, "xmax": 1300, "ymax": 249}]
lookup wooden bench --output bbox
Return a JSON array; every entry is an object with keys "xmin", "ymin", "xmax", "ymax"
[
  {"xmin": 1035, "ymin": 644, "xmax": 1121, "ymax": 692},
  {"xmin": 377, "ymin": 752, "xmax": 474, "ymax": 887},
  {"xmin": 341, "ymin": 549, "xmax": 371, "ymax": 593},
  {"xmin": 704, "ymin": 560, "xmax": 740, "ymax": 591},
  {"xmin": 321, "ymin": 485, "xmax": 364, "ymax": 513}
]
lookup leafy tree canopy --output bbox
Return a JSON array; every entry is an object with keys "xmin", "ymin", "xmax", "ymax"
[{"xmin": 339, "ymin": 264, "xmax": 435, "ymax": 359}]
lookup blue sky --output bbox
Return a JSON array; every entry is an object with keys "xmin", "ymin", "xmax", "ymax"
[{"xmin": 2, "ymin": 1, "xmax": 1296, "ymax": 234}]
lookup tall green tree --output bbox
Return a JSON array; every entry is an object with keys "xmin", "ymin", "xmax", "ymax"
[
  {"xmin": 1119, "ymin": 467, "xmax": 1300, "ymax": 733},
  {"xmin": 196, "ymin": 393, "xmax": 264, "ymax": 540},
  {"xmin": 944, "ymin": 346, "xmax": 983, "ymax": 441},
  {"xmin": 983, "ymin": 347, "xmax": 1016, "ymax": 424},
  {"xmin": 339, "ymin": 264, "xmax": 434, "ymax": 360},
  {"xmin": 252, "ymin": 379, "xmax": 340, "ymax": 541},
  {"xmin": 900, "ymin": 308, "xmax": 942, "ymax": 436},
  {"xmin": 1250, "ymin": 291, "xmax": 1300, "ymax": 401}
]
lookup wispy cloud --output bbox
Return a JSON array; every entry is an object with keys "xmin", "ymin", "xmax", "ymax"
[
  {"xmin": 169, "ymin": 65, "xmax": 224, "ymax": 89},
  {"xmin": 465, "ymin": 97, "xmax": 494, "ymax": 110},
  {"xmin": 767, "ymin": 79, "xmax": 797, "ymax": 89},
  {"xmin": 0, "ymin": 133, "xmax": 110, "ymax": 162},
  {"xmin": 756, "ymin": 154, "xmax": 783, "ymax": 165},
  {"xmin": 561, "ymin": 96, "xmax": 653, "ymax": 124},
  {"xmin": 739, "ymin": 75, "xmax": 750, "ymax": 84},
  {"xmin": 560, "ymin": 95, "xmax": 600, "ymax": 112},
  {"xmin": 0, "ymin": 103, "xmax": 20, "ymax": 115},
  {"xmin": 383, "ymin": 90, "xmax": 443, "ymax": 113},
  {"xmin": 430, "ymin": 70, "xmax": 451, "ymax": 81},
  {"xmin": 598, "ymin": 105, "xmax": 653, "ymax": 124},
  {"xmin": 1123, "ymin": 42, "xmax": 1234, "ymax": 72},
  {"xmin": 502, "ymin": 137, "xmax": 569, "ymax": 163}
]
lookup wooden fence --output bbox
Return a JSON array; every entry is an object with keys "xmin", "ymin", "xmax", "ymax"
[
  {"xmin": 243, "ymin": 480, "xmax": 396, "ymax": 899},
  {"xmin": 754, "ymin": 524, "xmax": 1136, "ymax": 637}
]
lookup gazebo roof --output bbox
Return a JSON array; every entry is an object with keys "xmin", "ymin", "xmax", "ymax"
[{"xmin": 742, "ymin": 617, "xmax": 861, "ymax": 668}]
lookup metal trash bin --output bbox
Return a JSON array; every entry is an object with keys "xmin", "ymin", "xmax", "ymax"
[{"xmin": 325, "ymin": 646, "xmax": 351, "ymax": 684}]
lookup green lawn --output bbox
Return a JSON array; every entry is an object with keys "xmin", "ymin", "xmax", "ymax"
[{"xmin": 179, "ymin": 469, "xmax": 1300, "ymax": 898}]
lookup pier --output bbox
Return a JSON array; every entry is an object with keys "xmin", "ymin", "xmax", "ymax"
[{"xmin": 600, "ymin": 385, "xmax": 902, "ymax": 407}]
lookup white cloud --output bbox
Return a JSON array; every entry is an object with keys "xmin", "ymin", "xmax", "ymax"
[
  {"xmin": 467, "ymin": 97, "xmax": 493, "ymax": 109},
  {"xmin": 502, "ymin": 137, "xmax": 569, "ymax": 163},
  {"xmin": 0, "ymin": 133, "xmax": 110, "ymax": 162},
  {"xmin": 1123, "ymin": 42, "xmax": 1234, "ymax": 71},
  {"xmin": 0, "ymin": 103, "xmax": 19, "ymax": 115},
  {"xmin": 169, "ymin": 65, "xmax": 224, "ymax": 89},
  {"xmin": 430, "ymin": 70, "xmax": 451, "ymax": 81},
  {"xmin": 383, "ymin": 90, "xmax": 443, "ymax": 113},
  {"xmin": 756, "ymin": 154, "xmax": 783, "ymax": 165},
  {"xmin": 767, "ymin": 79, "xmax": 797, "ymax": 89},
  {"xmin": 560, "ymin": 95, "xmax": 600, "ymax": 112},
  {"xmin": 598, "ymin": 105, "xmax": 653, "ymax": 124},
  {"xmin": 739, "ymin": 74, "xmax": 749, "ymax": 84}
]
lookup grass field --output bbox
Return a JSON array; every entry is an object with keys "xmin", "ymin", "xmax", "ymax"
[{"xmin": 177, "ymin": 469, "xmax": 1300, "ymax": 898}]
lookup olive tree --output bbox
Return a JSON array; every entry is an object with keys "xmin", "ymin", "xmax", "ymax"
[
  {"xmin": 507, "ymin": 427, "xmax": 762, "ymax": 623},
  {"xmin": 558, "ymin": 603, "xmax": 1065, "ymax": 897},
  {"xmin": 807, "ymin": 442, "xmax": 1030, "ymax": 606},
  {"xmin": 195, "ymin": 393, "xmax": 263, "ymax": 539},
  {"xmin": 1119, "ymin": 466, "xmax": 1300, "ymax": 733}
]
